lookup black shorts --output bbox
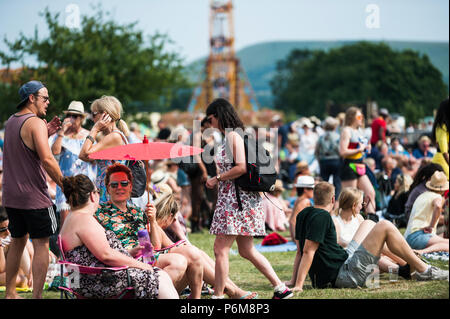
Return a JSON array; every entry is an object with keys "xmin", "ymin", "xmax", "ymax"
[
  {"xmin": 340, "ymin": 158, "xmax": 366, "ymax": 182},
  {"xmin": 5, "ymin": 205, "xmax": 58, "ymax": 239}
]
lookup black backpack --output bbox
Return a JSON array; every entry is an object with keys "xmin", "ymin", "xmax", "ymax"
[
  {"xmin": 126, "ymin": 160, "xmax": 147, "ymax": 198},
  {"xmin": 228, "ymin": 135, "xmax": 277, "ymax": 210}
]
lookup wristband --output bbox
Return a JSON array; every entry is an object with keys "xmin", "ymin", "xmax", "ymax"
[{"xmin": 86, "ymin": 135, "xmax": 95, "ymax": 143}]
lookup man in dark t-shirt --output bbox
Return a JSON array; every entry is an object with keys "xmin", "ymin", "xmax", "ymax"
[{"xmin": 295, "ymin": 205, "xmax": 348, "ymax": 288}]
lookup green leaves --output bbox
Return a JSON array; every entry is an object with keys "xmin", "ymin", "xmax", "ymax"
[
  {"xmin": 270, "ymin": 42, "xmax": 448, "ymax": 122},
  {"xmin": 0, "ymin": 7, "xmax": 191, "ymax": 123}
]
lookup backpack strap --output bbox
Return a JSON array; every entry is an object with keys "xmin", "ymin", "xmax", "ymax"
[{"xmin": 235, "ymin": 181, "xmax": 243, "ymax": 211}]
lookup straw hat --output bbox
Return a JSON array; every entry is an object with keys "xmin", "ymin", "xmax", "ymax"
[
  {"xmin": 151, "ymin": 169, "xmax": 169, "ymax": 185},
  {"xmin": 425, "ymin": 171, "xmax": 449, "ymax": 192},
  {"xmin": 63, "ymin": 101, "xmax": 87, "ymax": 118},
  {"xmin": 295, "ymin": 161, "xmax": 309, "ymax": 175}
]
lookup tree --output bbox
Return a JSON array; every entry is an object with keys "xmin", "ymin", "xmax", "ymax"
[
  {"xmin": 270, "ymin": 42, "xmax": 448, "ymax": 123},
  {"xmin": 0, "ymin": 6, "xmax": 192, "ymax": 123}
]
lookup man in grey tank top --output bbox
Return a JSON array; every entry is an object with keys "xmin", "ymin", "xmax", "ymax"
[{"xmin": 2, "ymin": 80, "xmax": 63, "ymax": 299}]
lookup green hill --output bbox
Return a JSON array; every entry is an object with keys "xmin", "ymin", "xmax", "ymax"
[{"xmin": 185, "ymin": 40, "xmax": 449, "ymax": 108}]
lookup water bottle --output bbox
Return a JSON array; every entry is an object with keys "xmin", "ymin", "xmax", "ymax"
[
  {"xmin": 359, "ymin": 136, "xmax": 369, "ymax": 155},
  {"xmin": 137, "ymin": 229, "xmax": 156, "ymax": 265}
]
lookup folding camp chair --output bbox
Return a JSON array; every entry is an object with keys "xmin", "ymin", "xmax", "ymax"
[{"xmin": 57, "ymin": 235, "xmax": 135, "ymax": 299}]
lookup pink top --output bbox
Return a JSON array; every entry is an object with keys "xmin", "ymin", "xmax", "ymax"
[
  {"xmin": 2, "ymin": 113, "xmax": 53, "ymax": 210},
  {"xmin": 262, "ymin": 193, "xmax": 288, "ymax": 232}
]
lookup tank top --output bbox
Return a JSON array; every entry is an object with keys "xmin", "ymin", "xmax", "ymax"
[
  {"xmin": 333, "ymin": 214, "xmax": 361, "ymax": 247},
  {"xmin": 345, "ymin": 127, "xmax": 366, "ymax": 160},
  {"xmin": 2, "ymin": 113, "xmax": 53, "ymax": 209}
]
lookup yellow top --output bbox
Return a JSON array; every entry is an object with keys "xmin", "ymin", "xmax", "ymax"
[{"xmin": 436, "ymin": 124, "xmax": 448, "ymax": 154}]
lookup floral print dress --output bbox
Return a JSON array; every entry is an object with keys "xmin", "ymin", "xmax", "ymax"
[
  {"xmin": 209, "ymin": 140, "xmax": 266, "ymax": 236},
  {"xmin": 64, "ymin": 230, "xmax": 160, "ymax": 299}
]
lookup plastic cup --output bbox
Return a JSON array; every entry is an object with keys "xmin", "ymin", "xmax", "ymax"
[{"xmin": 388, "ymin": 266, "xmax": 399, "ymax": 282}]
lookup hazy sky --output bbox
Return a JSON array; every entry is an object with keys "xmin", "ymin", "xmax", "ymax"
[{"xmin": 0, "ymin": 0, "xmax": 448, "ymax": 65}]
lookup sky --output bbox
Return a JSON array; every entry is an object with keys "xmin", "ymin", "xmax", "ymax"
[{"xmin": 0, "ymin": 0, "xmax": 448, "ymax": 66}]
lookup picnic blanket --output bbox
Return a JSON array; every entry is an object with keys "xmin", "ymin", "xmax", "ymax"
[
  {"xmin": 231, "ymin": 241, "xmax": 297, "ymax": 255},
  {"xmin": 422, "ymin": 251, "xmax": 449, "ymax": 262}
]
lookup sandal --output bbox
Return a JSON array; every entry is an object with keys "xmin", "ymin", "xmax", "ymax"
[{"xmin": 239, "ymin": 291, "xmax": 258, "ymax": 299}]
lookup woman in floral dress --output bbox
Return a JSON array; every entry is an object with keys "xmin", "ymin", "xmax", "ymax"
[{"xmin": 205, "ymin": 98, "xmax": 293, "ymax": 299}]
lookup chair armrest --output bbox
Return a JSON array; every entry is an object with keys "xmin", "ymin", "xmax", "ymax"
[{"xmin": 58, "ymin": 260, "xmax": 129, "ymax": 275}]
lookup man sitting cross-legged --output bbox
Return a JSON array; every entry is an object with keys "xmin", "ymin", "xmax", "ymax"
[{"xmin": 291, "ymin": 182, "xmax": 448, "ymax": 291}]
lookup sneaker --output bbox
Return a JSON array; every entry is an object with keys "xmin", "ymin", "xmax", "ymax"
[
  {"xmin": 413, "ymin": 266, "xmax": 449, "ymax": 281},
  {"xmin": 201, "ymin": 283, "xmax": 214, "ymax": 296},
  {"xmin": 272, "ymin": 287, "xmax": 293, "ymax": 299}
]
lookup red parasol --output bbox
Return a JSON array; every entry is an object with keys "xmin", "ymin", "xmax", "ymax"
[{"xmin": 89, "ymin": 136, "xmax": 203, "ymax": 231}]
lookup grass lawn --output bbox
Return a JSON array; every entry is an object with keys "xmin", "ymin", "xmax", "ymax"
[{"xmin": 1, "ymin": 229, "xmax": 448, "ymax": 299}]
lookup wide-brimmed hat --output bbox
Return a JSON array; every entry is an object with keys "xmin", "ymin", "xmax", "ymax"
[
  {"xmin": 295, "ymin": 175, "xmax": 315, "ymax": 189},
  {"xmin": 16, "ymin": 80, "xmax": 45, "ymax": 108},
  {"xmin": 63, "ymin": 101, "xmax": 87, "ymax": 117},
  {"xmin": 151, "ymin": 169, "xmax": 169, "ymax": 185},
  {"xmin": 426, "ymin": 171, "xmax": 449, "ymax": 192}
]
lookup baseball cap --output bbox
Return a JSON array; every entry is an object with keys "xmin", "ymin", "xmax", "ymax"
[{"xmin": 17, "ymin": 80, "xmax": 45, "ymax": 109}]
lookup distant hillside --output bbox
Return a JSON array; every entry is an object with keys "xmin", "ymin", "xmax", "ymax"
[{"xmin": 185, "ymin": 40, "xmax": 449, "ymax": 108}]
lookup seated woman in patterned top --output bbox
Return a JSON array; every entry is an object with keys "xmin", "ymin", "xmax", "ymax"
[{"xmin": 96, "ymin": 163, "xmax": 255, "ymax": 299}]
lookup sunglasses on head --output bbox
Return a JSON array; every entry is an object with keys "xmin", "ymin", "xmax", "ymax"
[{"xmin": 109, "ymin": 181, "xmax": 130, "ymax": 188}]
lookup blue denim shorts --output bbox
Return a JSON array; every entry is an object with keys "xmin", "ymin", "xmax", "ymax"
[{"xmin": 406, "ymin": 230, "xmax": 432, "ymax": 250}]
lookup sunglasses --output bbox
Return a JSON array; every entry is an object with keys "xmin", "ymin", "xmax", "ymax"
[
  {"xmin": 91, "ymin": 111, "xmax": 103, "ymax": 117},
  {"xmin": 109, "ymin": 181, "xmax": 130, "ymax": 188},
  {"xmin": 66, "ymin": 114, "xmax": 81, "ymax": 119},
  {"xmin": 34, "ymin": 94, "xmax": 50, "ymax": 102},
  {"xmin": 0, "ymin": 226, "xmax": 8, "ymax": 233}
]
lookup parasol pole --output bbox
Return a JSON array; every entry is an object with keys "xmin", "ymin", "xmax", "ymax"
[{"xmin": 143, "ymin": 136, "xmax": 151, "ymax": 233}]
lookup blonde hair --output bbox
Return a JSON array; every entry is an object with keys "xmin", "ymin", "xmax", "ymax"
[
  {"xmin": 395, "ymin": 174, "xmax": 413, "ymax": 199},
  {"xmin": 344, "ymin": 106, "xmax": 361, "ymax": 127},
  {"xmin": 154, "ymin": 193, "xmax": 178, "ymax": 222},
  {"xmin": 337, "ymin": 187, "xmax": 363, "ymax": 217},
  {"xmin": 91, "ymin": 95, "xmax": 129, "ymax": 137}
]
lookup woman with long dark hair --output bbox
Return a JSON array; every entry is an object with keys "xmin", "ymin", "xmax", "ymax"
[
  {"xmin": 205, "ymin": 98, "xmax": 293, "ymax": 299},
  {"xmin": 431, "ymin": 98, "xmax": 449, "ymax": 179}
]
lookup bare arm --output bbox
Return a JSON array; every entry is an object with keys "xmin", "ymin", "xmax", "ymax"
[
  {"xmin": 78, "ymin": 216, "xmax": 152, "ymax": 271},
  {"xmin": 206, "ymin": 131, "xmax": 246, "ymax": 190},
  {"xmin": 293, "ymin": 239, "xmax": 319, "ymax": 291},
  {"xmin": 79, "ymin": 113, "xmax": 120, "ymax": 162},
  {"xmin": 28, "ymin": 118, "xmax": 63, "ymax": 188},
  {"xmin": 424, "ymin": 197, "xmax": 444, "ymax": 233}
]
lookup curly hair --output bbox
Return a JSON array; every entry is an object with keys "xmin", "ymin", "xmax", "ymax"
[
  {"xmin": 205, "ymin": 98, "xmax": 244, "ymax": 131},
  {"xmin": 62, "ymin": 174, "xmax": 95, "ymax": 208},
  {"xmin": 105, "ymin": 163, "xmax": 133, "ymax": 188}
]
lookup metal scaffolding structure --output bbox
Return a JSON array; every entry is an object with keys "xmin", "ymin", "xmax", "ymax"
[{"xmin": 188, "ymin": 0, "xmax": 259, "ymax": 113}]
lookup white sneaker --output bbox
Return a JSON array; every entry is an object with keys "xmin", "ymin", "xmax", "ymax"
[{"xmin": 413, "ymin": 266, "xmax": 449, "ymax": 281}]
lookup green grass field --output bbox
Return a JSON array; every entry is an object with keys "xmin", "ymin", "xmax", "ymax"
[{"xmin": 1, "ymin": 229, "xmax": 448, "ymax": 299}]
